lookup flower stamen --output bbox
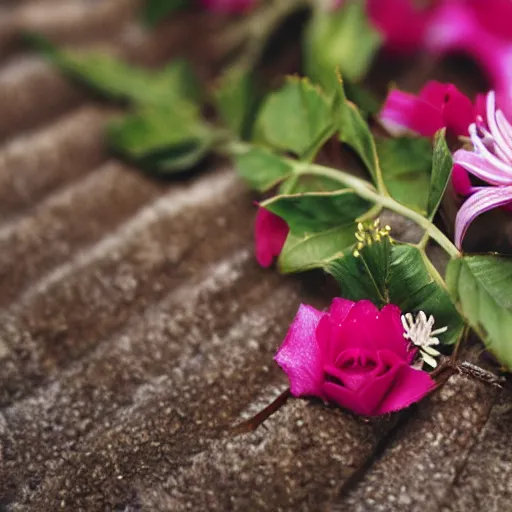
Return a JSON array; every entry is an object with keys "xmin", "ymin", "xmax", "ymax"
[
  {"xmin": 401, "ymin": 311, "xmax": 447, "ymax": 368},
  {"xmin": 353, "ymin": 219, "xmax": 391, "ymax": 257}
]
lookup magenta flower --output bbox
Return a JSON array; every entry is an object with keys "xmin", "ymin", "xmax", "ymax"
[
  {"xmin": 274, "ymin": 299, "xmax": 436, "ymax": 416},
  {"xmin": 425, "ymin": 1, "xmax": 512, "ymax": 115},
  {"xmin": 254, "ymin": 206, "xmax": 289, "ymax": 268},
  {"xmin": 379, "ymin": 81, "xmax": 476, "ymax": 138},
  {"xmin": 200, "ymin": 0, "xmax": 256, "ymax": 13},
  {"xmin": 453, "ymin": 91, "xmax": 512, "ymax": 248},
  {"xmin": 368, "ymin": 0, "xmax": 512, "ymax": 115},
  {"xmin": 367, "ymin": 0, "xmax": 432, "ymax": 54}
]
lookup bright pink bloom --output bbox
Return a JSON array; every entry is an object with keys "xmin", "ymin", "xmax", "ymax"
[
  {"xmin": 380, "ymin": 81, "xmax": 476, "ymax": 137},
  {"xmin": 368, "ymin": 0, "xmax": 512, "ymax": 115},
  {"xmin": 425, "ymin": 1, "xmax": 512, "ymax": 111},
  {"xmin": 254, "ymin": 207, "xmax": 289, "ymax": 268},
  {"xmin": 367, "ymin": 0, "xmax": 433, "ymax": 54},
  {"xmin": 200, "ymin": 0, "xmax": 256, "ymax": 13},
  {"xmin": 274, "ymin": 299, "xmax": 435, "ymax": 416},
  {"xmin": 453, "ymin": 91, "xmax": 512, "ymax": 248}
]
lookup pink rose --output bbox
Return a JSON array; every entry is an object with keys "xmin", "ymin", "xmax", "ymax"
[
  {"xmin": 254, "ymin": 206, "xmax": 289, "ymax": 268},
  {"xmin": 200, "ymin": 0, "xmax": 256, "ymax": 13},
  {"xmin": 274, "ymin": 299, "xmax": 435, "ymax": 416}
]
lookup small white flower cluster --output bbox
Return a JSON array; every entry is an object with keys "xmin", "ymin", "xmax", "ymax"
[{"xmin": 401, "ymin": 311, "xmax": 448, "ymax": 368}]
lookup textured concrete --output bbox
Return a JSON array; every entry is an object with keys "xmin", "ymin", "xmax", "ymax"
[{"xmin": 0, "ymin": 2, "xmax": 508, "ymax": 511}]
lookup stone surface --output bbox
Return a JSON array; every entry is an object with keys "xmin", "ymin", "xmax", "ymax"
[{"xmin": 0, "ymin": 2, "xmax": 508, "ymax": 511}]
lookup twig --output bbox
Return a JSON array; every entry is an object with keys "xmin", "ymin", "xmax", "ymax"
[{"xmin": 231, "ymin": 388, "xmax": 291, "ymax": 435}]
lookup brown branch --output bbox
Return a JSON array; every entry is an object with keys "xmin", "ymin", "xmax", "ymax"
[{"xmin": 230, "ymin": 388, "xmax": 291, "ymax": 435}]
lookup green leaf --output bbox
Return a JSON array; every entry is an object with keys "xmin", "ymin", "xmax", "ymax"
[
  {"xmin": 263, "ymin": 185, "xmax": 372, "ymax": 273},
  {"xmin": 278, "ymin": 225, "xmax": 356, "ymax": 273},
  {"xmin": 35, "ymin": 37, "xmax": 199, "ymax": 106},
  {"xmin": 262, "ymin": 189, "xmax": 371, "ymax": 234},
  {"xmin": 234, "ymin": 147, "xmax": 293, "ymax": 192},
  {"xmin": 446, "ymin": 255, "xmax": 512, "ymax": 367},
  {"xmin": 214, "ymin": 68, "xmax": 259, "ymax": 140},
  {"xmin": 427, "ymin": 129, "xmax": 453, "ymax": 220},
  {"xmin": 279, "ymin": 173, "xmax": 343, "ymax": 194},
  {"xmin": 334, "ymin": 77, "xmax": 382, "ymax": 188},
  {"xmin": 376, "ymin": 136, "xmax": 433, "ymax": 213},
  {"xmin": 343, "ymin": 80, "xmax": 381, "ymax": 116},
  {"xmin": 304, "ymin": 0, "xmax": 382, "ymax": 88},
  {"xmin": 108, "ymin": 104, "xmax": 213, "ymax": 173},
  {"xmin": 254, "ymin": 77, "xmax": 336, "ymax": 161},
  {"xmin": 329, "ymin": 241, "xmax": 463, "ymax": 345},
  {"xmin": 143, "ymin": 0, "xmax": 189, "ymax": 26}
]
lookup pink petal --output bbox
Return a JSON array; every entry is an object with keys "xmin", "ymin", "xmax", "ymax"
[
  {"xmin": 315, "ymin": 298, "xmax": 356, "ymax": 362},
  {"xmin": 425, "ymin": 3, "xmax": 477, "ymax": 54},
  {"xmin": 374, "ymin": 304, "xmax": 411, "ymax": 362},
  {"xmin": 469, "ymin": 0, "xmax": 512, "ymax": 41},
  {"xmin": 380, "ymin": 89, "xmax": 444, "ymax": 137},
  {"xmin": 453, "ymin": 149, "xmax": 512, "ymax": 186},
  {"xmin": 315, "ymin": 314, "xmax": 343, "ymax": 364},
  {"xmin": 452, "ymin": 164, "xmax": 474, "ymax": 197},
  {"xmin": 375, "ymin": 364, "xmax": 435, "ymax": 415},
  {"xmin": 455, "ymin": 186, "xmax": 512, "ymax": 248},
  {"xmin": 254, "ymin": 207, "xmax": 289, "ymax": 268},
  {"xmin": 442, "ymin": 85, "xmax": 475, "ymax": 137},
  {"xmin": 333, "ymin": 300, "xmax": 381, "ymax": 353},
  {"xmin": 419, "ymin": 80, "xmax": 451, "ymax": 106},
  {"xmin": 274, "ymin": 304, "xmax": 324, "ymax": 398},
  {"xmin": 321, "ymin": 383, "xmax": 366, "ymax": 416},
  {"xmin": 323, "ymin": 356, "xmax": 401, "ymax": 416},
  {"xmin": 475, "ymin": 93, "xmax": 488, "ymax": 122},
  {"xmin": 367, "ymin": 0, "xmax": 429, "ymax": 54},
  {"xmin": 328, "ymin": 297, "xmax": 356, "ymax": 324},
  {"xmin": 485, "ymin": 92, "xmax": 512, "ymax": 164},
  {"xmin": 425, "ymin": 2, "xmax": 512, "ymax": 111}
]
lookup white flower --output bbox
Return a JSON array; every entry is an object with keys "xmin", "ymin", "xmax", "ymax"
[{"xmin": 401, "ymin": 311, "xmax": 448, "ymax": 368}]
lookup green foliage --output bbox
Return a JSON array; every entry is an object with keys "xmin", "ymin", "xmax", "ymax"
[
  {"xmin": 108, "ymin": 104, "xmax": 214, "ymax": 173},
  {"xmin": 279, "ymin": 174, "xmax": 343, "ymax": 194},
  {"xmin": 262, "ymin": 189, "xmax": 371, "ymax": 234},
  {"xmin": 427, "ymin": 129, "xmax": 453, "ymax": 220},
  {"xmin": 143, "ymin": 0, "xmax": 189, "ymax": 26},
  {"xmin": 447, "ymin": 255, "xmax": 512, "ymax": 368},
  {"xmin": 214, "ymin": 69, "xmax": 259, "ymax": 140},
  {"xmin": 36, "ymin": 38, "xmax": 199, "ymax": 106},
  {"xmin": 329, "ymin": 240, "xmax": 463, "ymax": 345},
  {"xmin": 254, "ymin": 77, "xmax": 336, "ymax": 161},
  {"xmin": 33, "ymin": 37, "xmax": 210, "ymax": 172},
  {"xmin": 234, "ymin": 147, "xmax": 293, "ymax": 192},
  {"xmin": 343, "ymin": 80, "xmax": 381, "ymax": 116},
  {"xmin": 278, "ymin": 226, "xmax": 357, "ymax": 273},
  {"xmin": 334, "ymin": 77, "xmax": 382, "ymax": 187},
  {"xmin": 304, "ymin": 0, "xmax": 381, "ymax": 90},
  {"xmin": 262, "ymin": 187, "xmax": 371, "ymax": 273},
  {"xmin": 376, "ymin": 136, "xmax": 433, "ymax": 213}
]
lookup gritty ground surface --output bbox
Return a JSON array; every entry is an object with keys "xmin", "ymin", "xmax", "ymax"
[{"xmin": 0, "ymin": 2, "xmax": 510, "ymax": 511}]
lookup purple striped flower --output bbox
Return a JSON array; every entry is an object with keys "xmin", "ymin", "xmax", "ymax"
[{"xmin": 454, "ymin": 91, "xmax": 512, "ymax": 248}]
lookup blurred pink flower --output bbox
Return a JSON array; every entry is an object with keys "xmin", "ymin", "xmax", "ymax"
[
  {"xmin": 201, "ymin": 0, "xmax": 256, "ymax": 13},
  {"xmin": 274, "ymin": 299, "xmax": 435, "ymax": 416},
  {"xmin": 379, "ymin": 80, "xmax": 477, "ymax": 137},
  {"xmin": 367, "ymin": 0, "xmax": 433, "ymax": 54},
  {"xmin": 453, "ymin": 91, "xmax": 512, "ymax": 248},
  {"xmin": 368, "ymin": 0, "xmax": 512, "ymax": 113},
  {"xmin": 254, "ymin": 206, "xmax": 289, "ymax": 268}
]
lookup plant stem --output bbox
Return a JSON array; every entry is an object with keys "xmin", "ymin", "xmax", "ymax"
[
  {"xmin": 224, "ymin": 141, "xmax": 461, "ymax": 259},
  {"xmin": 296, "ymin": 163, "xmax": 461, "ymax": 259}
]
